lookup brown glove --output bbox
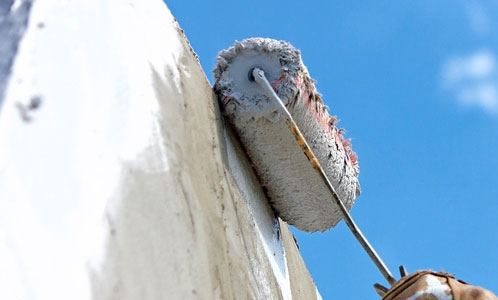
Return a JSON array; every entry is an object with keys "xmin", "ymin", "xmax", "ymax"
[{"xmin": 375, "ymin": 270, "xmax": 497, "ymax": 300}]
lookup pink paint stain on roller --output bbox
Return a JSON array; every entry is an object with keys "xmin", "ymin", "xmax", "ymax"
[{"xmin": 214, "ymin": 38, "xmax": 360, "ymax": 232}]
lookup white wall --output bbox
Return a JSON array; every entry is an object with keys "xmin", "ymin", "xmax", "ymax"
[{"xmin": 0, "ymin": 0, "xmax": 321, "ymax": 299}]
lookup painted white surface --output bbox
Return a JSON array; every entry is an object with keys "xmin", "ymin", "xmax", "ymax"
[
  {"xmin": 0, "ymin": 0, "xmax": 321, "ymax": 299},
  {"xmin": 0, "ymin": 0, "xmax": 185, "ymax": 299}
]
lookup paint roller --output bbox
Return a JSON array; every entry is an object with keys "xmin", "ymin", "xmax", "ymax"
[{"xmin": 213, "ymin": 38, "xmax": 396, "ymax": 286}]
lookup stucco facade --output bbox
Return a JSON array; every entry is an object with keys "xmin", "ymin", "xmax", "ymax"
[{"xmin": 0, "ymin": 0, "xmax": 321, "ymax": 299}]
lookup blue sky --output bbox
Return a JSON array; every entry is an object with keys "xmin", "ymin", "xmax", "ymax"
[{"xmin": 168, "ymin": 1, "xmax": 498, "ymax": 299}]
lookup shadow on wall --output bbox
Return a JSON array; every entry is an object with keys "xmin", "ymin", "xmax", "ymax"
[
  {"xmin": 90, "ymin": 62, "xmax": 287, "ymax": 299},
  {"xmin": 0, "ymin": 0, "xmax": 33, "ymax": 108}
]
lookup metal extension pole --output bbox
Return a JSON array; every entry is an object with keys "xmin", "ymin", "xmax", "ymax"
[{"xmin": 252, "ymin": 68, "xmax": 397, "ymax": 286}]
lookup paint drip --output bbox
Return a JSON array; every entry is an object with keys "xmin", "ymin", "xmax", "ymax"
[{"xmin": 213, "ymin": 38, "xmax": 360, "ymax": 232}]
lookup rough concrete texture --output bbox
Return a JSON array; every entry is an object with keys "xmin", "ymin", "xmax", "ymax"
[
  {"xmin": 0, "ymin": 1, "xmax": 320, "ymax": 299},
  {"xmin": 214, "ymin": 38, "xmax": 361, "ymax": 232}
]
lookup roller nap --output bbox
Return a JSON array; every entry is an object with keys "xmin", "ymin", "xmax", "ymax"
[{"xmin": 214, "ymin": 38, "xmax": 360, "ymax": 232}]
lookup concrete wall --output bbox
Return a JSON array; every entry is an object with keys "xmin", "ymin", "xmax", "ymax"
[{"xmin": 0, "ymin": 0, "xmax": 321, "ymax": 299}]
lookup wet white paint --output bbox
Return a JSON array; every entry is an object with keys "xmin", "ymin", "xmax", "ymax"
[
  {"xmin": 0, "ymin": 0, "xmax": 183, "ymax": 298},
  {"xmin": 406, "ymin": 275, "xmax": 453, "ymax": 300},
  {"xmin": 0, "ymin": 1, "xmax": 323, "ymax": 300}
]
